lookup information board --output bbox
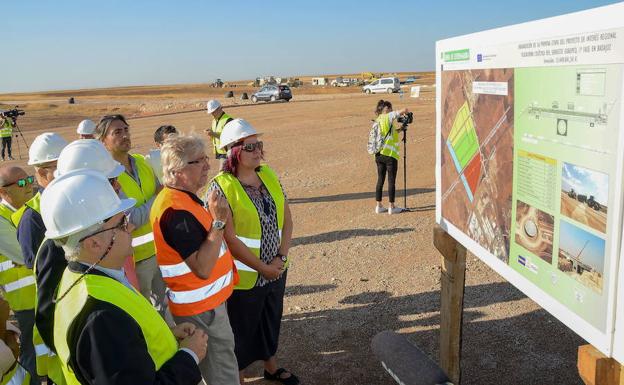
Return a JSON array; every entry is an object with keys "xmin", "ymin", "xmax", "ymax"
[{"xmin": 436, "ymin": 3, "xmax": 624, "ymax": 357}]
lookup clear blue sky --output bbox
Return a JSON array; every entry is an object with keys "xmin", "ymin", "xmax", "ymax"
[
  {"xmin": 559, "ymin": 220, "xmax": 605, "ymax": 273},
  {"xmin": 2, "ymin": 0, "xmax": 620, "ymax": 93}
]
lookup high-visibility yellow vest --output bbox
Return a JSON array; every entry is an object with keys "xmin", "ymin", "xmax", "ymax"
[
  {"xmin": 213, "ymin": 165, "xmax": 285, "ymax": 290},
  {"xmin": 11, "ymin": 192, "xmax": 40, "ymax": 228},
  {"xmin": 0, "ymin": 120, "xmax": 12, "ymax": 139},
  {"xmin": 53, "ymin": 268, "xmax": 178, "ymax": 384},
  {"xmin": 0, "ymin": 363, "xmax": 30, "ymax": 385},
  {"xmin": 0, "ymin": 204, "xmax": 35, "ymax": 312},
  {"xmin": 211, "ymin": 113, "xmax": 232, "ymax": 155},
  {"xmin": 118, "ymin": 154, "xmax": 157, "ymax": 262},
  {"xmin": 377, "ymin": 113, "xmax": 400, "ymax": 160}
]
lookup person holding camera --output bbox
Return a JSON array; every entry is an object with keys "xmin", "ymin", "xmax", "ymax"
[
  {"xmin": 0, "ymin": 116, "xmax": 14, "ymax": 161},
  {"xmin": 373, "ymin": 100, "xmax": 409, "ymax": 215}
]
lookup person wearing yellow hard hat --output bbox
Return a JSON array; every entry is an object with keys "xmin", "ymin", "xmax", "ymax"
[
  {"xmin": 209, "ymin": 119, "xmax": 298, "ymax": 385},
  {"xmin": 42, "ymin": 170, "xmax": 206, "ymax": 384}
]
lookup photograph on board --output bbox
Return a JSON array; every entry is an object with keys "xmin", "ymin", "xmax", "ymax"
[
  {"xmin": 560, "ymin": 162, "xmax": 608, "ymax": 234},
  {"xmin": 514, "ymin": 200, "xmax": 554, "ymax": 264}
]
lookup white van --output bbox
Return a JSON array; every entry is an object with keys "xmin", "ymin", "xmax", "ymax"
[{"xmin": 362, "ymin": 77, "xmax": 401, "ymax": 94}]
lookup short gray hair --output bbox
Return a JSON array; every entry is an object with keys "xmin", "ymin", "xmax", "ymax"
[
  {"xmin": 54, "ymin": 223, "xmax": 103, "ymax": 261},
  {"xmin": 161, "ymin": 133, "xmax": 206, "ymax": 186}
]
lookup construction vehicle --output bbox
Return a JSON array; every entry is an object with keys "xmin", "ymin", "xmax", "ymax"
[
  {"xmin": 211, "ymin": 78, "xmax": 224, "ymax": 88},
  {"xmin": 587, "ymin": 195, "xmax": 601, "ymax": 211},
  {"xmin": 567, "ymin": 189, "xmax": 577, "ymax": 199},
  {"xmin": 577, "ymin": 194, "xmax": 587, "ymax": 204},
  {"xmin": 286, "ymin": 77, "xmax": 303, "ymax": 87}
]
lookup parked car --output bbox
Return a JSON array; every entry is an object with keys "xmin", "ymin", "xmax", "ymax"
[
  {"xmin": 251, "ymin": 85, "xmax": 292, "ymax": 103},
  {"xmin": 362, "ymin": 77, "xmax": 401, "ymax": 94}
]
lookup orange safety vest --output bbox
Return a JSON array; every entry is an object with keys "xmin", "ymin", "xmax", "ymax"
[{"xmin": 150, "ymin": 187, "xmax": 237, "ymax": 316}]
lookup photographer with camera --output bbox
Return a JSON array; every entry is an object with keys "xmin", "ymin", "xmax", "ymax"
[
  {"xmin": 372, "ymin": 100, "xmax": 410, "ymax": 215},
  {"xmin": 0, "ymin": 115, "xmax": 14, "ymax": 161}
]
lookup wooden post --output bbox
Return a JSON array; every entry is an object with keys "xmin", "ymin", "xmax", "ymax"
[
  {"xmin": 578, "ymin": 344, "xmax": 624, "ymax": 385},
  {"xmin": 433, "ymin": 225, "xmax": 467, "ymax": 385}
]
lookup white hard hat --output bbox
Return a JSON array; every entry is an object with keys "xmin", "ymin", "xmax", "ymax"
[
  {"xmin": 206, "ymin": 100, "xmax": 221, "ymax": 114},
  {"xmin": 76, "ymin": 119, "xmax": 96, "ymax": 135},
  {"xmin": 41, "ymin": 170, "xmax": 136, "ymax": 239},
  {"xmin": 55, "ymin": 139, "xmax": 124, "ymax": 179},
  {"xmin": 28, "ymin": 133, "xmax": 68, "ymax": 166},
  {"xmin": 219, "ymin": 119, "xmax": 262, "ymax": 150}
]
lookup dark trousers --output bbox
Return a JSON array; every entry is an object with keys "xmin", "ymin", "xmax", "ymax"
[
  {"xmin": 227, "ymin": 272, "xmax": 287, "ymax": 370},
  {"xmin": 14, "ymin": 309, "xmax": 39, "ymax": 385},
  {"xmin": 1, "ymin": 136, "xmax": 12, "ymax": 159},
  {"xmin": 375, "ymin": 153, "xmax": 398, "ymax": 203}
]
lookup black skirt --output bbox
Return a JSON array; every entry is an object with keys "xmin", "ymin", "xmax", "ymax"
[{"xmin": 227, "ymin": 272, "xmax": 287, "ymax": 370}]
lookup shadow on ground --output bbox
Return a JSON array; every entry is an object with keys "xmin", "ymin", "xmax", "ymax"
[
  {"xmin": 292, "ymin": 227, "xmax": 414, "ymax": 247},
  {"xmin": 289, "ymin": 188, "xmax": 435, "ymax": 205},
  {"xmin": 254, "ymin": 281, "xmax": 585, "ymax": 385}
]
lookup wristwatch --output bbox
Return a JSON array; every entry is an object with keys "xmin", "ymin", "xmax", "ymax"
[
  {"xmin": 212, "ymin": 219, "xmax": 226, "ymax": 230},
  {"xmin": 277, "ymin": 253, "xmax": 288, "ymax": 263}
]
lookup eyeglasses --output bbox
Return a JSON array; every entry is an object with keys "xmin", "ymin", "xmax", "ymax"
[
  {"xmin": 108, "ymin": 177, "xmax": 117, "ymax": 185},
  {"xmin": 240, "ymin": 141, "xmax": 263, "ymax": 152},
  {"xmin": 79, "ymin": 215, "xmax": 129, "ymax": 243},
  {"xmin": 187, "ymin": 155, "xmax": 209, "ymax": 165},
  {"xmin": 2, "ymin": 175, "xmax": 34, "ymax": 188}
]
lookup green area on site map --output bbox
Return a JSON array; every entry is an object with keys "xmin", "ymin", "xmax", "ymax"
[{"xmin": 449, "ymin": 102, "xmax": 479, "ymax": 169}]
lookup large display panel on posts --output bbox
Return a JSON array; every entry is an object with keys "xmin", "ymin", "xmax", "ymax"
[{"xmin": 436, "ymin": 2, "xmax": 624, "ymax": 358}]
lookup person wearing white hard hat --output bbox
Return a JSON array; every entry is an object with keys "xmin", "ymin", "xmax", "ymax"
[
  {"xmin": 152, "ymin": 133, "xmax": 240, "ymax": 385},
  {"xmin": 33, "ymin": 139, "xmax": 141, "ymax": 365},
  {"xmin": 41, "ymin": 170, "xmax": 206, "ymax": 385},
  {"xmin": 0, "ymin": 166, "xmax": 37, "ymax": 385},
  {"xmin": 11, "ymin": 132, "xmax": 66, "ymax": 384},
  {"xmin": 205, "ymin": 100, "xmax": 233, "ymax": 166},
  {"xmin": 144, "ymin": 125, "xmax": 178, "ymax": 184},
  {"xmin": 209, "ymin": 119, "xmax": 297, "ymax": 385},
  {"xmin": 76, "ymin": 119, "xmax": 96, "ymax": 140},
  {"xmin": 94, "ymin": 115, "xmax": 170, "ymax": 321}
]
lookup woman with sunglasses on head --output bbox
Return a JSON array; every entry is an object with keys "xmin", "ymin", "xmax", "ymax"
[{"xmin": 209, "ymin": 119, "xmax": 297, "ymax": 385}]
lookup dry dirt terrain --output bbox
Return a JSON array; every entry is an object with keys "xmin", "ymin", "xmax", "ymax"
[{"xmin": 1, "ymin": 75, "xmax": 585, "ymax": 385}]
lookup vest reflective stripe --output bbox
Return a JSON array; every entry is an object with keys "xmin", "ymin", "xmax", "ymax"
[
  {"xmin": 0, "ymin": 260, "xmax": 13, "ymax": 272},
  {"xmin": 1, "ymin": 364, "xmax": 29, "ymax": 385},
  {"xmin": 0, "ymin": 204, "xmax": 35, "ymax": 311},
  {"xmin": 151, "ymin": 187, "xmax": 236, "ymax": 316},
  {"xmin": 4, "ymin": 276, "xmax": 35, "ymax": 292},
  {"xmin": 54, "ymin": 269, "xmax": 178, "ymax": 384},
  {"xmin": 236, "ymin": 235, "xmax": 261, "ymax": 249},
  {"xmin": 211, "ymin": 113, "xmax": 232, "ymax": 155},
  {"xmin": 167, "ymin": 270, "xmax": 233, "ymax": 304},
  {"xmin": 377, "ymin": 113, "xmax": 400, "ymax": 160},
  {"xmin": 234, "ymin": 260, "xmax": 256, "ymax": 272},
  {"xmin": 34, "ymin": 344, "xmax": 50, "ymax": 356},
  {"xmin": 118, "ymin": 155, "xmax": 156, "ymax": 262},
  {"xmin": 131, "ymin": 232, "xmax": 154, "ymax": 247},
  {"xmin": 214, "ymin": 166, "xmax": 285, "ymax": 290},
  {"xmin": 159, "ymin": 242, "xmax": 227, "ymax": 278}
]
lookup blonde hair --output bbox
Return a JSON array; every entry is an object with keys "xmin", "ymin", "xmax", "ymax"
[{"xmin": 161, "ymin": 133, "xmax": 206, "ymax": 186}]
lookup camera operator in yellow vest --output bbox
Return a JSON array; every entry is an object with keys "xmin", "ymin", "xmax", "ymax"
[
  {"xmin": 94, "ymin": 115, "xmax": 170, "ymax": 322},
  {"xmin": 0, "ymin": 166, "xmax": 37, "ymax": 385},
  {"xmin": 0, "ymin": 115, "xmax": 14, "ymax": 162},
  {"xmin": 205, "ymin": 100, "xmax": 233, "ymax": 167},
  {"xmin": 41, "ymin": 170, "xmax": 206, "ymax": 385},
  {"xmin": 210, "ymin": 119, "xmax": 298, "ymax": 385}
]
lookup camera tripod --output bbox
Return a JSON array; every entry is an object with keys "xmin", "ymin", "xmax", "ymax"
[
  {"xmin": 12, "ymin": 122, "xmax": 29, "ymax": 160},
  {"xmin": 399, "ymin": 122, "xmax": 411, "ymax": 212}
]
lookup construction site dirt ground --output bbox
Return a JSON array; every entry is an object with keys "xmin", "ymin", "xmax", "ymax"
[{"xmin": 1, "ymin": 81, "xmax": 584, "ymax": 385}]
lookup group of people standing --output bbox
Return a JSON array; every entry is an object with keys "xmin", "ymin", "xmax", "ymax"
[{"xmin": 0, "ymin": 99, "xmax": 297, "ymax": 385}]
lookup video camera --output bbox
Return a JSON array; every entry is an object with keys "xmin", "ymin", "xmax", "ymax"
[
  {"xmin": 0, "ymin": 108, "xmax": 25, "ymax": 122},
  {"xmin": 397, "ymin": 112, "xmax": 413, "ymax": 125}
]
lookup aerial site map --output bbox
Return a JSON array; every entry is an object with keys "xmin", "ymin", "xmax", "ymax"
[{"xmin": 440, "ymin": 69, "xmax": 514, "ymax": 262}]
